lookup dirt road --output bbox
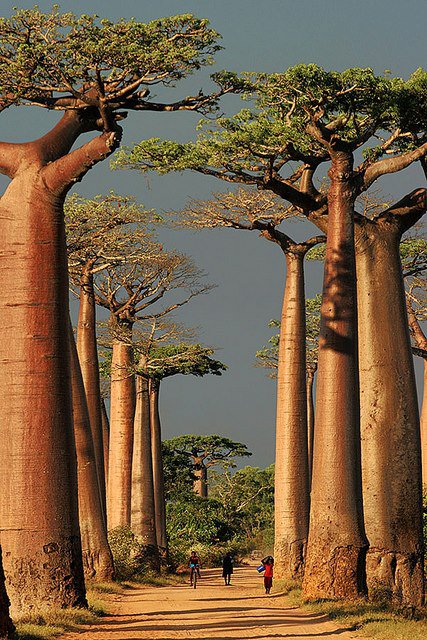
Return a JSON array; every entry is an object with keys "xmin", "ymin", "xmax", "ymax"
[{"xmin": 62, "ymin": 566, "xmax": 363, "ymax": 639}]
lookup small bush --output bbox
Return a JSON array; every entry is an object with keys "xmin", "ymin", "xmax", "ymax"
[{"xmin": 108, "ymin": 526, "xmax": 158, "ymax": 581}]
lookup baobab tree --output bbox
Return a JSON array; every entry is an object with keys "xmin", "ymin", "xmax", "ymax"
[
  {"xmin": 0, "ymin": 6, "xmax": 239, "ymax": 611},
  {"xmin": 138, "ymin": 332, "xmax": 226, "ymax": 553},
  {"xmin": 68, "ymin": 321, "xmax": 114, "ymax": 581},
  {"xmin": 405, "ymin": 272, "xmax": 427, "ymax": 486},
  {"xmin": 256, "ymin": 295, "xmax": 321, "ymax": 486},
  {"xmin": 165, "ymin": 435, "xmax": 251, "ymax": 497},
  {"xmin": 95, "ymin": 246, "xmax": 210, "ymax": 531},
  {"xmin": 119, "ymin": 65, "xmax": 427, "ymax": 602},
  {"xmin": 173, "ymin": 188, "xmax": 324, "ymax": 579},
  {"xmin": 67, "ymin": 192, "xmax": 154, "ymax": 514}
]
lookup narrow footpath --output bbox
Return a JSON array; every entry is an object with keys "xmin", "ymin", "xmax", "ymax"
[{"xmin": 62, "ymin": 566, "xmax": 363, "ymax": 639}]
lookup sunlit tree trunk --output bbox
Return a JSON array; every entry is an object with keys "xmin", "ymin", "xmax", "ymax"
[
  {"xmin": 193, "ymin": 458, "xmax": 208, "ymax": 497},
  {"xmin": 303, "ymin": 151, "xmax": 368, "ymax": 600},
  {"xmin": 131, "ymin": 374, "xmax": 160, "ymax": 570},
  {"xmin": 406, "ymin": 298, "xmax": 427, "ymax": 489},
  {"xmin": 356, "ymin": 222, "xmax": 424, "ymax": 606},
  {"xmin": 77, "ymin": 266, "xmax": 107, "ymax": 519},
  {"xmin": 69, "ymin": 320, "xmax": 114, "ymax": 581},
  {"xmin": 107, "ymin": 320, "xmax": 136, "ymax": 530},
  {"xmin": 149, "ymin": 379, "xmax": 169, "ymax": 556},
  {"xmin": 101, "ymin": 398, "xmax": 110, "ymax": 485},
  {"xmin": 274, "ymin": 252, "xmax": 310, "ymax": 580},
  {"xmin": 422, "ymin": 362, "xmax": 427, "ymax": 489},
  {"xmin": 306, "ymin": 366, "xmax": 316, "ymax": 490},
  {"xmin": 0, "ymin": 163, "xmax": 87, "ymax": 613}
]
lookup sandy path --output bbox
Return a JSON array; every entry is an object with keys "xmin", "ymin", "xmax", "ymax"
[{"xmin": 62, "ymin": 566, "xmax": 364, "ymax": 640}]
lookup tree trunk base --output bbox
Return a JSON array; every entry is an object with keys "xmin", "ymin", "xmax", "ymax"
[
  {"xmin": 366, "ymin": 548, "xmax": 424, "ymax": 607},
  {"xmin": 0, "ymin": 549, "xmax": 14, "ymax": 638},
  {"xmin": 135, "ymin": 544, "xmax": 160, "ymax": 574},
  {"xmin": 274, "ymin": 538, "xmax": 306, "ymax": 581},
  {"xmin": 157, "ymin": 545, "xmax": 170, "ymax": 569},
  {"xmin": 82, "ymin": 548, "xmax": 115, "ymax": 583},
  {"xmin": 3, "ymin": 535, "xmax": 87, "ymax": 615},
  {"xmin": 303, "ymin": 544, "xmax": 367, "ymax": 600}
]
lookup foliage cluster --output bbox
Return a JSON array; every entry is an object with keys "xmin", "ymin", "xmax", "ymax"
[
  {"xmin": 163, "ymin": 452, "xmax": 275, "ymax": 567},
  {"xmin": 107, "ymin": 526, "xmax": 157, "ymax": 582}
]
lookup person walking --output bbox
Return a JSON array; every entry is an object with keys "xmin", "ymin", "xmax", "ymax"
[
  {"xmin": 262, "ymin": 556, "xmax": 274, "ymax": 594},
  {"xmin": 222, "ymin": 552, "xmax": 234, "ymax": 585}
]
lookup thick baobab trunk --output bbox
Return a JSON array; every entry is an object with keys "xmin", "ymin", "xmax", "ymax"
[
  {"xmin": 101, "ymin": 398, "xmax": 110, "ymax": 484},
  {"xmin": 406, "ymin": 299, "xmax": 427, "ymax": 489},
  {"xmin": 193, "ymin": 459, "xmax": 208, "ymax": 497},
  {"xmin": 131, "ymin": 375, "xmax": 160, "ymax": 571},
  {"xmin": 107, "ymin": 332, "xmax": 136, "ymax": 530},
  {"xmin": 149, "ymin": 379, "xmax": 169, "ymax": 556},
  {"xmin": 77, "ymin": 268, "xmax": 107, "ymax": 518},
  {"xmin": 0, "ymin": 171, "xmax": 86, "ymax": 613},
  {"xmin": 303, "ymin": 152, "xmax": 367, "ymax": 600},
  {"xmin": 422, "ymin": 361, "xmax": 427, "ymax": 489},
  {"xmin": 0, "ymin": 548, "xmax": 13, "ymax": 638},
  {"xmin": 274, "ymin": 252, "xmax": 310, "ymax": 580},
  {"xmin": 69, "ymin": 321, "xmax": 114, "ymax": 581},
  {"xmin": 356, "ymin": 224, "xmax": 424, "ymax": 606},
  {"xmin": 306, "ymin": 367, "xmax": 316, "ymax": 489}
]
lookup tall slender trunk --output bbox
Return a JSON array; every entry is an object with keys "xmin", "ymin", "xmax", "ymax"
[
  {"xmin": 101, "ymin": 398, "xmax": 110, "ymax": 485},
  {"xmin": 149, "ymin": 379, "xmax": 169, "ymax": 555},
  {"xmin": 77, "ymin": 267, "xmax": 107, "ymax": 519},
  {"xmin": 274, "ymin": 252, "xmax": 310, "ymax": 580},
  {"xmin": 356, "ymin": 223, "xmax": 424, "ymax": 606},
  {"xmin": 422, "ymin": 361, "xmax": 427, "ymax": 489},
  {"xmin": 406, "ymin": 299, "xmax": 427, "ymax": 490},
  {"xmin": 107, "ymin": 326, "xmax": 136, "ymax": 530},
  {"xmin": 306, "ymin": 368, "xmax": 316, "ymax": 490},
  {"xmin": 0, "ymin": 172, "xmax": 86, "ymax": 614},
  {"xmin": 131, "ymin": 375, "xmax": 160, "ymax": 571},
  {"xmin": 303, "ymin": 152, "xmax": 367, "ymax": 600},
  {"xmin": 193, "ymin": 459, "xmax": 208, "ymax": 497},
  {"xmin": 0, "ymin": 548, "xmax": 13, "ymax": 638},
  {"xmin": 69, "ymin": 320, "xmax": 114, "ymax": 581}
]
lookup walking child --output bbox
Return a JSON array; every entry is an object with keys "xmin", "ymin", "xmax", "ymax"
[{"xmin": 262, "ymin": 556, "xmax": 274, "ymax": 594}]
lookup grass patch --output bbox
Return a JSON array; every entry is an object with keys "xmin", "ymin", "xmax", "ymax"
[
  {"xmin": 287, "ymin": 595, "xmax": 427, "ymax": 640},
  {"xmin": 13, "ymin": 597, "xmax": 111, "ymax": 640},
  {"xmin": 122, "ymin": 571, "xmax": 186, "ymax": 588},
  {"xmin": 86, "ymin": 581, "xmax": 124, "ymax": 595},
  {"xmin": 273, "ymin": 578, "xmax": 302, "ymax": 606},
  {"xmin": 13, "ymin": 623, "xmax": 63, "ymax": 640}
]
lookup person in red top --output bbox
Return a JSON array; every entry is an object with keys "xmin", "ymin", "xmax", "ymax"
[{"xmin": 262, "ymin": 556, "xmax": 274, "ymax": 594}]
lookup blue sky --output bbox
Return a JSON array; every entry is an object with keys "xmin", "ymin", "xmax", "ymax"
[{"xmin": 0, "ymin": 1, "xmax": 425, "ymax": 467}]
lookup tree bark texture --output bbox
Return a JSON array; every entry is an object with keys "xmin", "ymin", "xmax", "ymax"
[
  {"xmin": 69, "ymin": 321, "xmax": 114, "ymax": 582},
  {"xmin": 0, "ymin": 548, "xmax": 13, "ymax": 638},
  {"xmin": 406, "ymin": 300, "xmax": 427, "ymax": 490},
  {"xmin": 422, "ymin": 361, "xmax": 427, "ymax": 489},
  {"xmin": 149, "ymin": 380, "xmax": 169, "ymax": 556},
  {"xmin": 303, "ymin": 152, "xmax": 368, "ymax": 600},
  {"xmin": 0, "ymin": 163, "xmax": 87, "ymax": 614},
  {"xmin": 107, "ymin": 337, "xmax": 136, "ymax": 530},
  {"xmin": 101, "ymin": 398, "xmax": 110, "ymax": 486},
  {"xmin": 306, "ymin": 369, "xmax": 316, "ymax": 491},
  {"xmin": 131, "ymin": 375, "xmax": 160, "ymax": 571},
  {"xmin": 356, "ymin": 223, "xmax": 424, "ymax": 606},
  {"xmin": 77, "ymin": 269, "xmax": 107, "ymax": 520},
  {"xmin": 274, "ymin": 253, "xmax": 310, "ymax": 580},
  {"xmin": 193, "ymin": 460, "xmax": 208, "ymax": 497}
]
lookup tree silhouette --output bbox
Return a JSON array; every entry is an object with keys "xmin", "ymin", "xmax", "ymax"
[{"xmin": 165, "ymin": 435, "xmax": 251, "ymax": 497}]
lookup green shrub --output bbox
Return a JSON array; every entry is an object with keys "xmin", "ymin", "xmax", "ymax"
[{"xmin": 107, "ymin": 525, "xmax": 157, "ymax": 581}]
